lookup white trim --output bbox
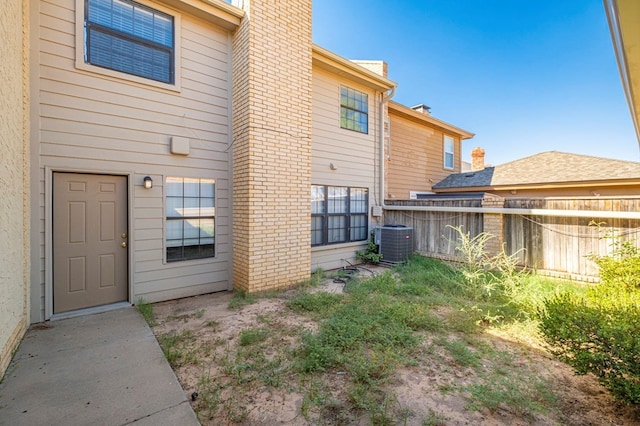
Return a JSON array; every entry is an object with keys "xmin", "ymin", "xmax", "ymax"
[
  {"xmin": 383, "ymin": 204, "xmax": 640, "ymax": 220},
  {"xmin": 74, "ymin": 0, "xmax": 183, "ymax": 93},
  {"xmin": 29, "ymin": 0, "xmax": 43, "ymax": 322}
]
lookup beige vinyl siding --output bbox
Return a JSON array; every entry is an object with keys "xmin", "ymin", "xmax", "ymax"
[
  {"xmin": 32, "ymin": 0, "xmax": 232, "ymax": 320},
  {"xmin": 387, "ymin": 111, "xmax": 462, "ymax": 199},
  {"xmin": 311, "ymin": 67, "xmax": 381, "ymax": 271}
]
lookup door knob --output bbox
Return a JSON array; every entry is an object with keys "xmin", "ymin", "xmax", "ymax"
[
  {"xmin": 121, "ymin": 242, "xmax": 127, "ymax": 248},
  {"xmin": 121, "ymin": 233, "xmax": 128, "ymax": 239}
]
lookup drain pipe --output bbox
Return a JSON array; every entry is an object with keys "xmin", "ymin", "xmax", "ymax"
[{"xmin": 379, "ymin": 87, "xmax": 396, "ymax": 209}]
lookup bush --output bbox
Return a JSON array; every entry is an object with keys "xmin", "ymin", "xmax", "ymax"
[
  {"xmin": 448, "ymin": 225, "xmax": 526, "ymax": 302},
  {"xmin": 539, "ymin": 239, "xmax": 640, "ymax": 405},
  {"xmin": 355, "ymin": 231, "xmax": 383, "ymax": 264}
]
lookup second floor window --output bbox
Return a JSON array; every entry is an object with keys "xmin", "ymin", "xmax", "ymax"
[
  {"xmin": 444, "ymin": 135, "xmax": 455, "ymax": 169},
  {"xmin": 340, "ymin": 86, "xmax": 368, "ymax": 133},
  {"xmin": 85, "ymin": 0, "xmax": 175, "ymax": 84}
]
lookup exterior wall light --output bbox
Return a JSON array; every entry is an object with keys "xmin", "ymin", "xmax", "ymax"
[{"xmin": 143, "ymin": 176, "xmax": 153, "ymax": 189}]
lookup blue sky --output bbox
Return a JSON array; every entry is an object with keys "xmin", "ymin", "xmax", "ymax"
[{"xmin": 312, "ymin": 0, "xmax": 639, "ymax": 167}]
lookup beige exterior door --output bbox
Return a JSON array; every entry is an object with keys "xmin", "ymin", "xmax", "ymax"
[{"xmin": 53, "ymin": 173, "xmax": 128, "ymax": 313}]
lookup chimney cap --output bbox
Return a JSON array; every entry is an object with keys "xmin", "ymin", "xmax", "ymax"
[
  {"xmin": 471, "ymin": 147, "xmax": 485, "ymax": 156},
  {"xmin": 411, "ymin": 104, "xmax": 431, "ymax": 114}
]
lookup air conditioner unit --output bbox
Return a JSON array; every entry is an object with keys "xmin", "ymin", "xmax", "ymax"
[{"xmin": 374, "ymin": 225, "xmax": 414, "ymax": 264}]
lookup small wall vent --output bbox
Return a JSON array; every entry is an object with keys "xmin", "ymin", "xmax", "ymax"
[{"xmin": 374, "ymin": 225, "xmax": 414, "ymax": 264}]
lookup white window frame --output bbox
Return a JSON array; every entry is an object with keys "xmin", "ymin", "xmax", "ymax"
[
  {"xmin": 164, "ymin": 176, "xmax": 216, "ymax": 263},
  {"xmin": 75, "ymin": 0, "xmax": 182, "ymax": 92},
  {"xmin": 443, "ymin": 135, "xmax": 455, "ymax": 170}
]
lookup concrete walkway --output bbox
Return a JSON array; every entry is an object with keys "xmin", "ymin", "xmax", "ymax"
[{"xmin": 0, "ymin": 307, "xmax": 199, "ymax": 425}]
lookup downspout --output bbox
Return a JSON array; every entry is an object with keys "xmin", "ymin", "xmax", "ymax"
[{"xmin": 379, "ymin": 87, "xmax": 396, "ymax": 208}]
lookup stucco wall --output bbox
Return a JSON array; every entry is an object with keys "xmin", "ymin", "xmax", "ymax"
[{"xmin": 0, "ymin": 0, "xmax": 30, "ymax": 378}]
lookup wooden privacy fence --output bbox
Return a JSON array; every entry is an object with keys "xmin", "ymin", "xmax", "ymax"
[
  {"xmin": 383, "ymin": 198, "xmax": 483, "ymax": 260},
  {"xmin": 384, "ymin": 196, "xmax": 640, "ymax": 281}
]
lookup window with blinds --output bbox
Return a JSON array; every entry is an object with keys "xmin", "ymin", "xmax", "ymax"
[{"xmin": 85, "ymin": 0, "xmax": 175, "ymax": 84}]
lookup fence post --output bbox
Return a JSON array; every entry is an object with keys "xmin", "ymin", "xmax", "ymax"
[{"xmin": 481, "ymin": 194, "xmax": 506, "ymax": 256}]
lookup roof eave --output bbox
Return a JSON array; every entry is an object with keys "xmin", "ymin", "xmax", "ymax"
[
  {"xmin": 312, "ymin": 45, "xmax": 397, "ymax": 92},
  {"xmin": 388, "ymin": 101, "xmax": 474, "ymax": 139},
  {"xmin": 158, "ymin": 0, "xmax": 243, "ymax": 30},
  {"xmin": 604, "ymin": 0, "xmax": 640, "ymax": 147}
]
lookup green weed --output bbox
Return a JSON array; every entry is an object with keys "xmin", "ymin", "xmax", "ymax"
[
  {"xmin": 238, "ymin": 327, "xmax": 268, "ymax": 346},
  {"xmin": 228, "ymin": 290, "xmax": 257, "ymax": 309},
  {"xmin": 287, "ymin": 292, "xmax": 344, "ymax": 319},
  {"xmin": 136, "ymin": 298, "xmax": 156, "ymax": 326},
  {"xmin": 157, "ymin": 330, "xmax": 198, "ymax": 368}
]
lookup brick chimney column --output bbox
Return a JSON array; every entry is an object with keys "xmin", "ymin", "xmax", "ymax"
[
  {"xmin": 471, "ymin": 147, "xmax": 485, "ymax": 171},
  {"xmin": 231, "ymin": 0, "xmax": 312, "ymax": 292},
  {"xmin": 481, "ymin": 193, "xmax": 505, "ymax": 256}
]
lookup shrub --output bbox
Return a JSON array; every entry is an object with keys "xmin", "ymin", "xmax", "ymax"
[
  {"xmin": 447, "ymin": 225, "xmax": 526, "ymax": 302},
  {"xmin": 355, "ymin": 231, "xmax": 383, "ymax": 264},
  {"xmin": 539, "ymin": 237, "xmax": 640, "ymax": 405}
]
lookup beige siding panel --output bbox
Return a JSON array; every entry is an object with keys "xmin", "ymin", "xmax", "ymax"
[
  {"xmin": 312, "ymin": 68, "xmax": 378, "ymax": 189},
  {"xmin": 136, "ymin": 261, "xmax": 228, "ymax": 283},
  {"xmin": 33, "ymin": 1, "xmax": 234, "ymax": 320},
  {"xmin": 387, "ymin": 112, "xmax": 463, "ymax": 199},
  {"xmin": 312, "ymin": 243, "xmax": 368, "ymax": 272},
  {"xmin": 136, "ymin": 282, "xmax": 228, "ymax": 304},
  {"xmin": 311, "ymin": 67, "xmax": 382, "ymax": 271}
]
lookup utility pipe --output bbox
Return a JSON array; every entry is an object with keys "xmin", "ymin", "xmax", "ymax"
[{"xmin": 379, "ymin": 87, "xmax": 395, "ymax": 207}]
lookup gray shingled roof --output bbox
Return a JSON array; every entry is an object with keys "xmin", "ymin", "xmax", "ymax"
[{"xmin": 433, "ymin": 151, "xmax": 640, "ymax": 189}]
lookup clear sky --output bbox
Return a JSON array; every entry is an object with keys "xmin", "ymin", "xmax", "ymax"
[{"xmin": 312, "ymin": 0, "xmax": 640, "ymax": 167}]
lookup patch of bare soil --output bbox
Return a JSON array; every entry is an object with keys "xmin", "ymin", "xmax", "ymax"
[{"xmin": 150, "ymin": 273, "xmax": 639, "ymax": 425}]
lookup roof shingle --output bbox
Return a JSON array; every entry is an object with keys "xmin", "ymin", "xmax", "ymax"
[{"xmin": 433, "ymin": 151, "xmax": 640, "ymax": 189}]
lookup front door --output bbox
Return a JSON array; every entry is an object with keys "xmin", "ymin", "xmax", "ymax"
[{"xmin": 53, "ymin": 173, "xmax": 128, "ymax": 313}]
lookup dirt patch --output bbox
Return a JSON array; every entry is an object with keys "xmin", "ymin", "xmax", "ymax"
[{"xmin": 150, "ymin": 270, "xmax": 639, "ymax": 425}]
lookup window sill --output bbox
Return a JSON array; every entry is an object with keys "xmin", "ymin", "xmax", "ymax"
[
  {"xmin": 75, "ymin": 61, "xmax": 181, "ymax": 93},
  {"xmin": 312, "ymin": 241, "xmax": 367, "ymax": 252}
]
